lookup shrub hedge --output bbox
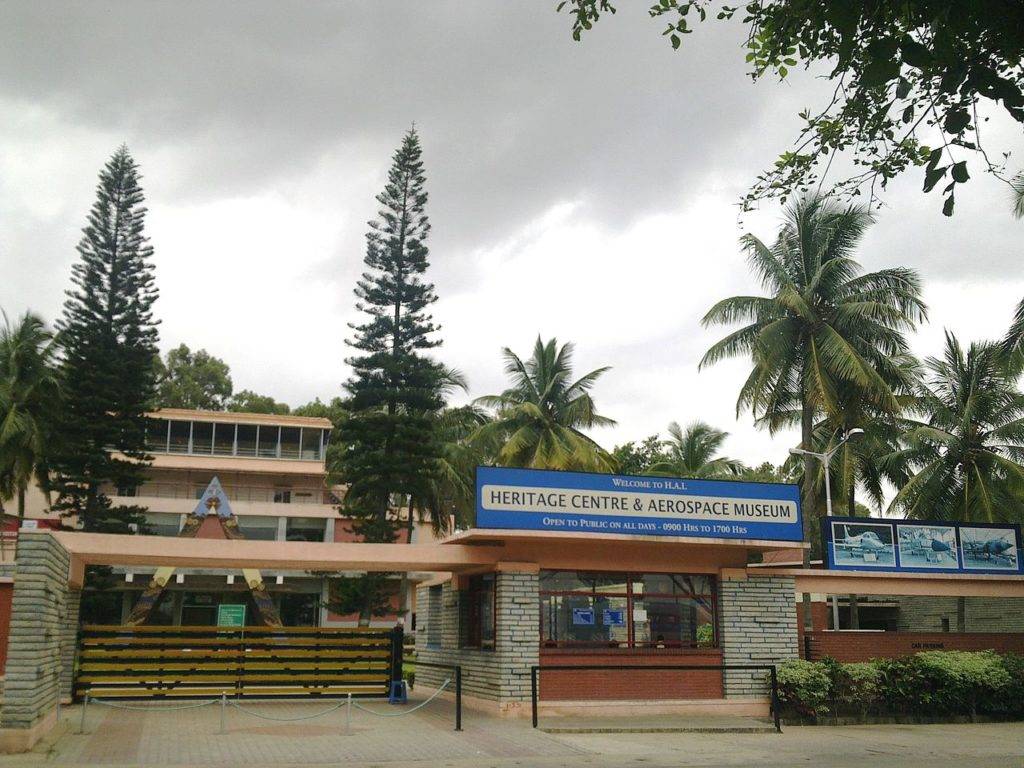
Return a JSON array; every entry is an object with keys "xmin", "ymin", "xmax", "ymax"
[{"xmin": 774, "ymin": 651, "xmax": 1024, "ymax": 720}]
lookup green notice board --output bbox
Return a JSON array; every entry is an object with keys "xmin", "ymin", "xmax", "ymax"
[{"xmin": 217, "ymin": 603, "xmax": 247, "ymax": 627}]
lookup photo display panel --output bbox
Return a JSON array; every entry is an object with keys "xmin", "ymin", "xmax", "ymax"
[{"xmin": 823, "ymin": 516, "xmax": 1022, "ymax": 574}]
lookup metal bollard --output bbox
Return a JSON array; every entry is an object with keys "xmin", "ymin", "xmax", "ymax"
[
  {"xmin": 79, "ymin": 694, "xmax": 89, "ymax": 734},
  {"xmin": 220, "ymin": 693, "xmax": 226, "ymax": 734},
  {"xmin": 345, "ymin": 693, "xmax": 352, "ymax": 734}
]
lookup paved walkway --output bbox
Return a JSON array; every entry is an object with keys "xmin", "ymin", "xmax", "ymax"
[{"xmin": 1, "ymin": 699, "xmax": 1022, "ymax": 767}]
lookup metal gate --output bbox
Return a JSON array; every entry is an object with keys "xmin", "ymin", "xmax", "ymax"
[{"xmin": 75, "ymin": 625, "xmax": 398, "ymax": 700}]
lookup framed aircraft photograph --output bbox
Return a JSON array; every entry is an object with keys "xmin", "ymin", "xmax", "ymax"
[
  {"xmin": 828, "ymin": 520, "xmax": 896, "ymax": 569},
  {"xmin": 960, "ymin": 525, "xmax": 1021, "ymax": 573},
  {"xmin": 895, "ymin": 523, "xmax": 959, "ymax": 571}
]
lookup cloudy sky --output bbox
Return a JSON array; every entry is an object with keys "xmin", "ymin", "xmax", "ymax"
[{"xmin": 1, "ymin": 2, "xmax": 1022, "ymax": 470}]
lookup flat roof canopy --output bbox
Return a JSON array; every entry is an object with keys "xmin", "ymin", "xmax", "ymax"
[{"xmin": 36, "ymin": 530, "xmax": 1024, "ymax": 599}]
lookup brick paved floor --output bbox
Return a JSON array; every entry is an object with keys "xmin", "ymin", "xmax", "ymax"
[
  {"xmin": 33, "ymin": 697, "xmax": 584, "ymax": 766},
  {"xmin": 2, "ymin": 700, "xmax": 1022, "ymax": 767}
]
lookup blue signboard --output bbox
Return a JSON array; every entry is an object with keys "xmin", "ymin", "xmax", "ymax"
[
  {"xmin": 572, "ymin": 608, "xmax": 595, "ymax": 626},
  {"xmin": 603, "ymin": 609, "xmax": 625, "ymax": 626},
  {"xmin": 823, "ymin": 516, "xmax": 1022, "ymax": 575},
  {"xmin": 475, "ymin": 466, "xmax": 803, "ymax": 542}
]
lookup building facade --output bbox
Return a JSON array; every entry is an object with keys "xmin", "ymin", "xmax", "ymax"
[{"xmin": 17, "ymin": 408, "xmax": 433, "ymax": 628}]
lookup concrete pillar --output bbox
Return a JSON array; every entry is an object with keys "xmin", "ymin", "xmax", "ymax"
[
  {"xmin": 0, "ymin": 531, "xmax": 71, "ymax": 751},
  {"xmin": 59, "ymin": 588, "xmax": 82, "ymax": 702},
  {"xmin": 718, "ymin": 571, "xmax": 798, "ymax": 698}
]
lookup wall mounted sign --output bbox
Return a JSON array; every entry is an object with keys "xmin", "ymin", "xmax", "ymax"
[
  {"xmin": 603, "ymin": 609, "xmax": 625, "ymax": 626},
  {"xmin": 572, "ymin": 608, "xmax": 595, "ymax": 626},
  {"xmin": 823, "ymin": 516, "xmax": 1022, "ymax": 575},
  {"xmin": 217, "ymin": 603, "xmax": 247, "ymax": 627},
  {"xmin": 475, "ymin": 466, "xmax": 803, "ymax": 542}
]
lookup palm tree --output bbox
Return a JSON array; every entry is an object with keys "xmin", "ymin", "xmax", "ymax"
[
  {"xmin": 646, "ymin": 422, "xmax": 744, "ymax": 478},
  {"xmin": 473, "ymin": 337, "xmax": 616, "ymax": 471},
  {"xmin": 700, "ymin": 194, "xmax": 926, "ymax": 558},
  {"xmin": 890, "ymin": 332, "xmax": 1024, "ymax": 522},
  {"xmin": 0, "ymin": 311, "xmax": 61, "ymax": 520}
]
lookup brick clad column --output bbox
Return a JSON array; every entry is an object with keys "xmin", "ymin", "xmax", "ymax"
[
  {"xmin": 59, "ymin": 588, "xmax": 82, "ymax": 701},
  {"xmin": 493, "ymin": 569, "xmax": 539, "ymax": 706},
  {"xmin": 1, "ymin": 531, "xmax": 71, "ymax": 736},
  {"xmin": 718, "ymin": 571, "xmax": 798, "ymax": 698}
]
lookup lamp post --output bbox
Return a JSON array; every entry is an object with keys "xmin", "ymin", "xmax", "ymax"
[{"xmin": 789, "ymin": 428, "xmax": 865, "ymax": 632}]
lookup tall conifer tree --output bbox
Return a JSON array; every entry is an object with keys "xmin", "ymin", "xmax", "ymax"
[
  {"xmin": 336, "ymin": 127, "xmax": 445, "ymax": 624},
  {"xmin": 51, "ymin": 146, "xmax": 159, "ymax": 533}
]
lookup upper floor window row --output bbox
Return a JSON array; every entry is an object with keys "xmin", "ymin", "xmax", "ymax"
[{"xmin": 145, "ymin": 419, "xmax": 330, "ymax": 462}]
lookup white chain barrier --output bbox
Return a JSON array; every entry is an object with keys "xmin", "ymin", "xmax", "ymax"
[{"xmin": 79, "ymin": 679, "xmax": 452, "ymax": 737}]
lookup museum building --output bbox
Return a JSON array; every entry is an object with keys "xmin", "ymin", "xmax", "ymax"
[{"xmin": 0, "ymin": 449, "xmax": 1024, "ymax": 748}]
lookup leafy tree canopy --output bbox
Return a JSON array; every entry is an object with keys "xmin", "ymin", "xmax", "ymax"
[
  {"xmin": 559, "ymin": 0, "xmax": 1024, "ymax": 215},
  {"xmin": 228, "ymin": 389, "xmax": 291, "ymax": 415},
  {"xmin": 611, "ymin": 434, "xmax": 667, "ymax": 475},
  {"xmin": 155, "ymin": 344, "xmax": 232, "ymax": 410}
]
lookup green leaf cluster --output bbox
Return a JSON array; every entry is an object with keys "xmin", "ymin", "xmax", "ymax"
[{"xmin": 558, "ymin": 0, "xmax": 1024, "ymax": 215}]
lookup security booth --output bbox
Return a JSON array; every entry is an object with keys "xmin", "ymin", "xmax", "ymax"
[{"xmin": 414, "ymin": 466, "xmax": 806, "ymax": 717}]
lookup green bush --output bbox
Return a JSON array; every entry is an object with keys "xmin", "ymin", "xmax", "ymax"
[
  {"xmin": 774, "ymin": 651, "xmax": 1022, "ymax": 721},
  {"xmin": 775, "ymin": 659, "xmax": 832, "ymax": 717},
  {"xmin": 834, "ymin": 662, "xmax": 881, "ymax": 717},
  {"xmin": 915, "ymin": 650, "xmax": 1011, "ymax": 716}
]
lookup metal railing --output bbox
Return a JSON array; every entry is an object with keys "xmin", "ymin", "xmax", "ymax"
[
  {"xmin": 110, "ymin": 482, "xmax": 340, "ymax": 506},
  {"xmin": 405, "ymin": 658, "xmax": 462, "ymax": 731},
  {"xmin": 529, "ymin": 663, "xmax": 781, "ymax": 732}
]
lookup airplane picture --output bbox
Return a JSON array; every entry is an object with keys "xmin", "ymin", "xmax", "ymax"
[
  {"xmin": 830, "ymin": 522, "xmax": 896, "ymax": 567},
  {"xmin": 961, "ymin": 526, "xmax": 1019, "ymax": 571},
  {"xmin": 897, "ymin": 525, "xmax": 958, "ymax": 568}
]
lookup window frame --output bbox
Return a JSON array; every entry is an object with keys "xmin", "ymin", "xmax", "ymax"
[
  {"xmin": 461, "ymin": 573, "xmax": 497, "ymax": 651},
  {"xmin": 538, "ymin": 570, "xmax": 717, "ymax": 651}
]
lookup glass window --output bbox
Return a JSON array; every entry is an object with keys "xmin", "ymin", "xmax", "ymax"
[
  {"xmin": 300, "ymin": 428, "xmax": 321, "ymax": 460},
  {"xmin": 143, "ymin": 513, "xmax": 181, "ymax": 536},
  {"xmin": 539, "ymin": 571, "xmax": 629, "ymax": 594},
  {"xmin": 279, "ymin": 593, "xmax": 320, "ymax": 627},
  {"xmin": 168, "ymin": 421, "xmax": 191, "ymax": 453},
  {"xmin": 279, "ymin": 427, "xmax": 300, "ymax": 459},
  {"xmin": 286, "ymin": 517, "xmax": 326, "ymax": 542},
  {"xmin": 236, "ymin": 425, "xmax": 257, "ymax": 456},
  {"xmin": 257, "ymin": 425, "xmax": 279, "ymax": 458},
  {"xmin": 273, "ymin": 489, "xmax": 292, "ymax": 504},
  {"xmin": 237, "ymin": 516, "xmax": 279, "ymax": 541},
  {"xmin": 213, "ymin": 423, "xmax": 235, "ymax": 455},
  {"xmin": 634, "ymin": 574, "xmax": 713, "ymax": 597},
  {"xmin": 539, "ymin": 570, "xmax": 716, "ymax": 650},
  {"xmin": 146, "ymin": 419, "xmax": 169, "ymax": 452},
  {"xmin": 191, "ymin": 421, "xmax": 213, "ymax": 454},
  {"xmin": 462, "ymin": 574, "xmax": 496, "ymax": 649}
]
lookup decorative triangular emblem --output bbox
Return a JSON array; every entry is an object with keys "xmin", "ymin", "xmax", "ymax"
[{"xmin": 192, "ymin": 476, "xmax": 233, "ymax": 519}]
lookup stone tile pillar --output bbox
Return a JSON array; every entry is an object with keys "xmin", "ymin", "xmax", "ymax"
[
  {"xmin": 59, "ymin": 588, "xmax": 82, "ymax": 702},
  {"xmin": 718, "ymin": 570, "xmax": 798, "ymax": 698},
  {"xmin": 493, "ymin": 569, "xmax": 539, "ymax": 707},
  {"xmin": 0, "ymin": 531, "xmax": 71, "ymax": 749},
  {"xmin": 413, "ymin": 568, "xmax": 539, "ymax": 713}
]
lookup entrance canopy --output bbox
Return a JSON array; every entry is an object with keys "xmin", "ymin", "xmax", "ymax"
[{"xmin": 41, "ymin": 529, "xmax": 1024, "ymax": 599}]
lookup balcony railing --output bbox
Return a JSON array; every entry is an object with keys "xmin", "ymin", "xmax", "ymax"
[{"xmin": 114, "ymin": 482, "xmax": 342, "ymax": 506}]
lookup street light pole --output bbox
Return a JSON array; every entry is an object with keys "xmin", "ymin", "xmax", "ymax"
[{"xmin": 790, "ymin": 428, "xmax": 864, "ymax": 633}]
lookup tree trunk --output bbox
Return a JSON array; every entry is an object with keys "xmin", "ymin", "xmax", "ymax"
[{"xmin": 17, "ymin": 487, "xmax": 25, "ymax": 519}]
